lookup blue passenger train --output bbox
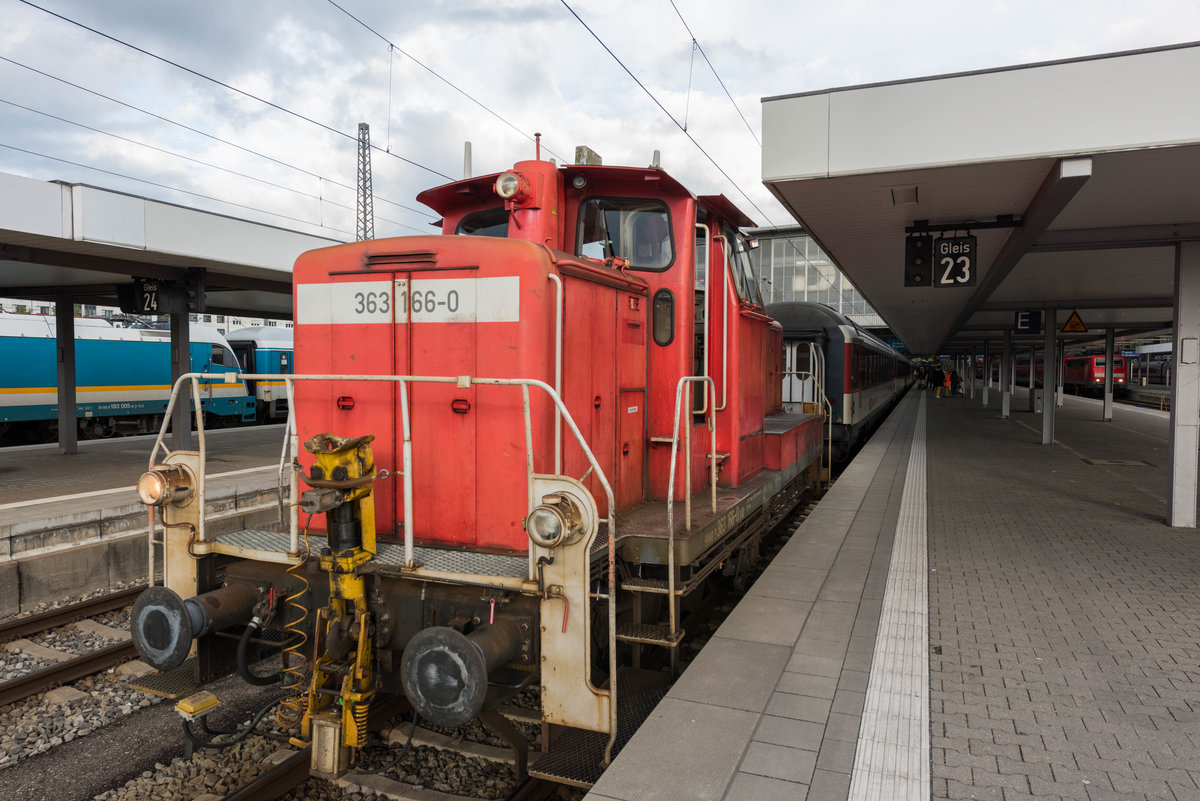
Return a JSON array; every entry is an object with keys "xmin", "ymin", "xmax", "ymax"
[
  {"xmin": 225, "ymin": 326, "xmax": 293, "ymax": 421},
  {"xmin": 0, "ymin": 313, "xmax": 255, "ymax": 443}
]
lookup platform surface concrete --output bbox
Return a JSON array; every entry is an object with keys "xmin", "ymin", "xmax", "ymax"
[
  {"xmin": 0, "ymin": 425, "xmax": 286, "ymax": 614},
  {"xmin": 587, "ymin": 383, "xmax": 1200, "ymax": 801}
]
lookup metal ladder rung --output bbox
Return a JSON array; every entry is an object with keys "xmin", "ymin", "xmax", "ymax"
[
  {"xmin": 615, "ymin": 622, "xmax": 684, "ymax": 647},
  {"xmin": 620, "ymin": 577, "xmax": 675, "ymax": 594}
]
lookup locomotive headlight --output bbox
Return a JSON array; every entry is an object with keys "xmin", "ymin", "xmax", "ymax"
[
  {"xmin": 136, "ymin": 465, "xmax": 194, "ymax": 507},
  {"xmin": 525, "ymin": 492, "xmax": 583, "ymax": 549},
  {"xmin": 495, "ymin": 171, "xmax": 521, "ymax": 199}
]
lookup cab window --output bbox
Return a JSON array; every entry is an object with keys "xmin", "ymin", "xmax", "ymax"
[
  {"xmin": 232, "ymin": 344, "xmax": 252, "ymax": 371},
  {"xmin": 577, "ymin": 198, "xmax": 673, "ymax": 271},
  {"xmin": 456, "ymin": 208, "xmax": 509, "ymax": 237},
  {"xmin": 722, "ymin": 223, "xmax": 763, "ymax": 305}
]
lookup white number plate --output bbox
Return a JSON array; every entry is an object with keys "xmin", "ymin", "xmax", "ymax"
[
  {"xmin": 298, "ymin": 277, "xmax": 519, "ymax": 325},
  {"xmin": 394, "ymin": 277, "xmax": 519, "ymax": 323},
  {"xmin": 297, "ymin": 281, "xmax": 393, "ymax": 325}
]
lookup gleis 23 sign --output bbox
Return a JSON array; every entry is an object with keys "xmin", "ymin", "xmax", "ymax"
[{"xmin": 933, "ymin": 235, "xmax": 977, "ymax": 287}]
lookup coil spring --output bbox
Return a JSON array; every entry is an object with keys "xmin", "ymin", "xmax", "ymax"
[
  {"xmin": 354, "ymin": 700, "xmax": 369, "ymax": 746},
  {"xmin": 276, "ymin": 519, "xmax": 312, "ymax": 729}
]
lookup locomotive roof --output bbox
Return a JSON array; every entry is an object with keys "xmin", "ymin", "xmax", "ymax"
[{"xmin": 418, "ymin": 162, "xmax": 696, "ymax": 217}]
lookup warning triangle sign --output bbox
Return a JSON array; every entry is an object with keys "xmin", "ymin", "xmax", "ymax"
[{"xmin": 1062, "ymin": 310, "xmax": 1088, "ymax": 333}]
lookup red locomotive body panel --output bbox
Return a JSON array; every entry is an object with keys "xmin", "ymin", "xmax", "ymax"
[
  {"xmin": 292, "ymin": 155, "xmax": 814, "ymax": 552},
  {"xmin": 294, "ymin": 235, "xmax": 650, "ymax": 552}
]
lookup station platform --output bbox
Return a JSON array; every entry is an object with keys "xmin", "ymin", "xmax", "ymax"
[
  {"xmin": 0, "ymin": 426, "xmax": 285, "ymax": 615},
  {"xmin": 587, "ymin": 384, "xmax": 1200, "ymax": 801}
]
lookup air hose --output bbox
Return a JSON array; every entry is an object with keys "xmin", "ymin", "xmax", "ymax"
[
  {"xmin": 237, "ymin": 617, "xmax": 283, "ymax": 686},
  {"xmin": 181, "ymin": 696, "xmax": 282, "ymax": 750}
]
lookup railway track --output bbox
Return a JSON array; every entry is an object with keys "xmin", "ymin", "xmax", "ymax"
[{"xmin": 0, "ymin": 585, "xmax": 144, "ymax": 707}]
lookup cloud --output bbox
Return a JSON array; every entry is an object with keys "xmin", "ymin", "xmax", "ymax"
[{"xmin": 0, "ymin": 0, "xmax": 1195, "ymax": 239}]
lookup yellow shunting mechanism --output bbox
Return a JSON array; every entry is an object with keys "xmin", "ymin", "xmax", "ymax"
[{"xmin": 287, "ymin": 433, "xmax": 379, "ymax": 774}]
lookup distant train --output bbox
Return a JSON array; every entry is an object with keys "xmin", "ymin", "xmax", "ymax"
[
  {"xmin": 225, "ymin": 327, "xmax": 293, "ymax": 421},
  {"xmin": 768, "ymin": 302, "xmax": 911, "ymax": 461},
  {"xmin": 990, "ymin": 354, "xmax": 1127, "ymax": 394},
  {"xmin": 1062, "ymin": 354, "xmax": 1126, "ymax": 390},
  {"xmin": 0, "ymin": 313, "xmax": 254, "ymax": 443}
]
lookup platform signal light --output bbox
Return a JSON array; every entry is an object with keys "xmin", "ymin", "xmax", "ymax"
[
  {"xmin": 185, "ymin": 268, "xmax": 206, "ymax": 313},
  {"xmin": 905, "ymin": 234, "xmax": 932, "ymax": 287}
]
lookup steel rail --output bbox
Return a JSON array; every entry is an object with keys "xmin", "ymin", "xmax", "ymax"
[
  {"xmin": 0, "ymin": 639, "xmax": 137, "ymax": 707},
  {"xmin": 220, "ymin": 746, "xmax": 312, "ymax": 801},
  {"xmin": 0, "ymin": 585, "xmax": 144, "ymax": 644}
]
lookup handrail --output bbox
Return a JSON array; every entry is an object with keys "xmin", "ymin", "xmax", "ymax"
[
  {"xmin": 146, "ymin": 370, "xmax": 622, "ymax": 760},
  {"xmin": 694, "ymin": 223, "xmax": 712, "ymax": 415},
  {"xmin": 711, "ymin": 234, "xmax": 735, "ymax": 412},
  {"xmin": 781, "ymin": 339, "xmax": 832, "ymax": 485},
  {"xmin": 664, "ymin": 376, "xmax": 717, "ymax": 641}
]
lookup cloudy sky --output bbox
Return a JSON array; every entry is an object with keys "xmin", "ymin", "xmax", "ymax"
[{"xmin": 1, "ymin": 0, "xmax": 1197, "ymax": 241}]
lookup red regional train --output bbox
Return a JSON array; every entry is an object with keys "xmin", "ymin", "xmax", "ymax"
[
  {"xmin": 129, "ymin": 148, "xmax": 829, "ymax": 786},
  {"xmin": 993, "ymin": 354, "xmax": 1126, "ymax": 393}
]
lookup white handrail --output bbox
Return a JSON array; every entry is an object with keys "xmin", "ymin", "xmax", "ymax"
[{"xmin": 664, "ymin": 376, "xmax": 717, "ymax": 640}]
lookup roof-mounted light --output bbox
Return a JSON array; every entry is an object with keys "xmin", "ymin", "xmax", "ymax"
[{"xmin": 495, "ymin": 172, "xmax": 522, "ymax": 199}]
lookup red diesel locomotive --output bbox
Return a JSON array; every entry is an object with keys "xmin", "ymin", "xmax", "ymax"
[{"xmin": 129, "ymin": 149, "xmax": 828, "ymax": 786}]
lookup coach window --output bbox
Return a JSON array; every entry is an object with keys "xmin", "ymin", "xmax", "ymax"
[
  {"xmin": 280, "ymin": 352, "xmax": 291, "ymax": 373},
  {"xmin": 576, "ymin": 198, "xmax": 673, "ymax": 270},
  {"xmin": 652, "ymin": 289, "xmax": 675, "ymax": 346},
  {"xmin": 457, "ymin": 207, "xmax": 509, "ymax": 237}
]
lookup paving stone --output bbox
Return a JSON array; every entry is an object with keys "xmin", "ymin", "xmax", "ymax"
[{"xmin": 926, "ymin": 396, "xmax": 1200, "ymax": 801}]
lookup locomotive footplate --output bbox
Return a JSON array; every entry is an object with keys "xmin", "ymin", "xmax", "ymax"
[
  {"xmin": 594, "ymin": 458, "xmax": 809, "ymax": 576},
  {"xmin": 528, "ymin": 666, "xmax": 671, "ymax": 788}
]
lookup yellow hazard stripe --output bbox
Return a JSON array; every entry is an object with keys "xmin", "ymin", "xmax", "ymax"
[
  {"xmin": 0, "ymin": 385, "xmax": 171, "ymax": 394},
  {"xmin": 0, "ymin": 383, "xmax": 244, "ymax": 395}
]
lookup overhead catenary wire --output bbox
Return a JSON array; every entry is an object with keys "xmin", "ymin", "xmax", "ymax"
[
  {"xmin": 324, "ymin": 0, "xmax": 568, "ymax": 165},
  {"xmin": 16, "ymin": 0, "xmax": 453, "ymax": 181},
  {"xmin": 0, "ymin": 105, "xmax": 426, "ymax": 236},
  {"xmin": 667, "ymin": 0, "xmax": 761, "ymax": 147},
  {"xmin": 0, "ymin": 141, "xmax": 436, "ymax": 239},
  {"xmin": 0, "ymin": 55, "xmax": 435, "ymax": 220},
  {"xmin": 559, "ymin": 1, "xmax": 859, "ymax": 310}
]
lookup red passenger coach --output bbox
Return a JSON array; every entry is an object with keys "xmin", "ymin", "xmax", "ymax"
[{"xmin": 132, "ymin": 149, "xmax": 828, "ymax": 789}]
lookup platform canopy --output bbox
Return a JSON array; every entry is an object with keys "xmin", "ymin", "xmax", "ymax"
[
  {"xmin": 762, "ymin": 42, "xmax": 1200, "ymax": 355},
  {"xmin": 0, "ymin": 173, "xmax": 341, "ymax": 318}
]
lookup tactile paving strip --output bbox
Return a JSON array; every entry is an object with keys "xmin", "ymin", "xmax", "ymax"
[{"xmin": 848, "ymin": 393, "xmax": 930, "ymax": 800}]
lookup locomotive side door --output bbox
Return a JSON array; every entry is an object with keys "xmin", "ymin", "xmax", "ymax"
[{"xmin": 616, "ymin": 292, "xmax": 647, "ymax": 509}]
